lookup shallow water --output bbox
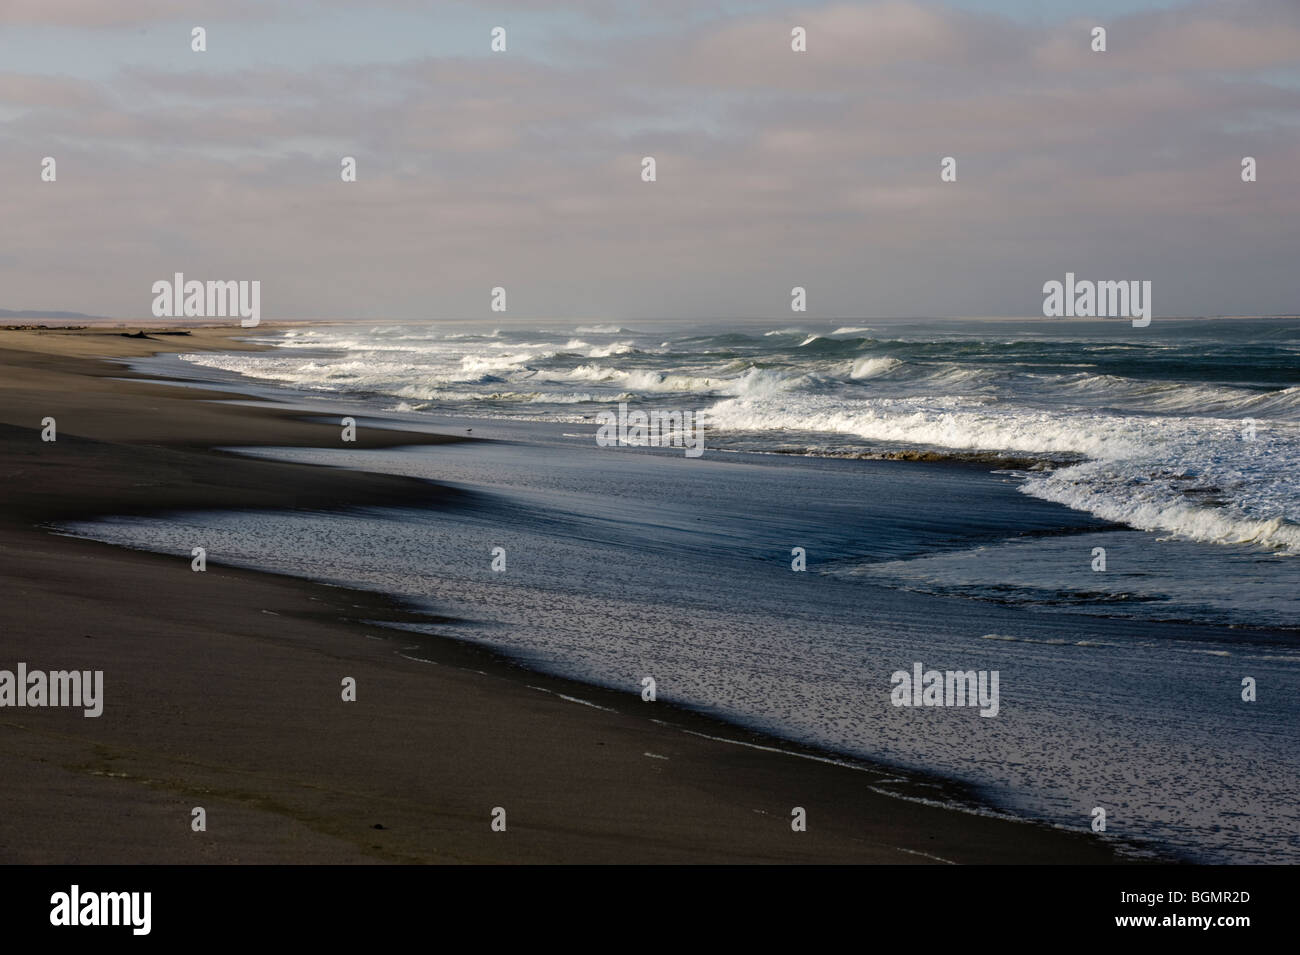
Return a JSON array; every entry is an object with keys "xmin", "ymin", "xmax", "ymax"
[{"xmin": 63, "ymin": 426, "xmax": 1300, "ymax": 863}]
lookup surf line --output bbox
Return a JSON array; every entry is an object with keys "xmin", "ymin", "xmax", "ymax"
[{"xmin": 595, "ymin": 401, "xmax": 705, "ymax": 458}]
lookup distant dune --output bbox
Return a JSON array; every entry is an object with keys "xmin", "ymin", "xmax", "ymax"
[{"xmin": 0, "ymin": 308, "xmax": 107, "ymax": 322}]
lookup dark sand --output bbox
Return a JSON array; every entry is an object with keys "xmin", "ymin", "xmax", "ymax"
[{"xmin": 0, "ymin": 326, "xmax": 1131, "ymax": 863}]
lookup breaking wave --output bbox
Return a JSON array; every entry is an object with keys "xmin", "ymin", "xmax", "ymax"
[{"xmin": 180, "ymin": 318, "xmax": 1300, "ymax": 552}]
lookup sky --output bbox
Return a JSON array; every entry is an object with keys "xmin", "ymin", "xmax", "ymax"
[{"xmin": 1, "ymin": 0, "xmax": 1297, "ymax": 321}]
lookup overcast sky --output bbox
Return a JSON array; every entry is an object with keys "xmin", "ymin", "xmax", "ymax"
[{"xmin": 1, "ymin": 0, "xmax": 1296, "ymax": 321}]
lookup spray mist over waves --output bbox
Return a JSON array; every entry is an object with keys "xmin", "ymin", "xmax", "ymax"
[{"xmin": 179, "ymin": 319, "xmax": 1300, "ymax": 553}]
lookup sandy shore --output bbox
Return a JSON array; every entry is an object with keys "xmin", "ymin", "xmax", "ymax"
[{"xmin": 0, "ymin": 325, "xmax": 1133, "ymax": 863}]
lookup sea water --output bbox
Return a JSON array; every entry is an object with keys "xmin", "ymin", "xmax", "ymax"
[{"xmin": 62, "ymin": 317, "xmax": 1300, "ymax": 862}]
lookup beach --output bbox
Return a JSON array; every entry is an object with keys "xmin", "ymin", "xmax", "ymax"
[{"xmin": 0, "ymin": 325, "xmax": 1133, "ymax": 864}]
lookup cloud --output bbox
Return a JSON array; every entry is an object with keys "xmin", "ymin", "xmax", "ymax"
[
  {"xmin": 0, "ymin": 73, "xmax": 106, "ymax": 109},
  {"xmin": 0, "ymin": 0, "xmax": 1297, "ymax": 319},
  {"xmin": 1035, "ymin": 0, "xmax": 1300, "ymax": 71},
  {"xmin": 657, "ymin": 1, "xmax": 1016, "ymax": 88},
  {"xmin": 2, "ymin": 0, "xmax": 267, "ymax": 28}
]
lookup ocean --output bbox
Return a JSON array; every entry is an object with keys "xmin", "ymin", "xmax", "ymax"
[{"xmin": 62, "ymin": 316, "xmax": 1300, "ymax": 862}]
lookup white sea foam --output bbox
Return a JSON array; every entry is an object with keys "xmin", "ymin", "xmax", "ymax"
[
  {"xmin": 849, "ymin": 356, "xmax": 902, "ymax": 379},
  {"xmin": 585, "ymin": 342, "xmax": 638, "ymax": 358},
  {"xmin": 177, "ymin": 319, "xmax": 1300, "ymax": 553},
  {"xmin": 1022, "ymin": 458, "xmax": 1300, "ymax": 551},
  {"xmin": 705, "ymin": 392, "xmax": 1300, "ymax": 551}
]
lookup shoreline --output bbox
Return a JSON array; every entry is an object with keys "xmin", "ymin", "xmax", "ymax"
[{"xmin": 0, "ymin": 325, "xmax": 1147, "ymax": 863}]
